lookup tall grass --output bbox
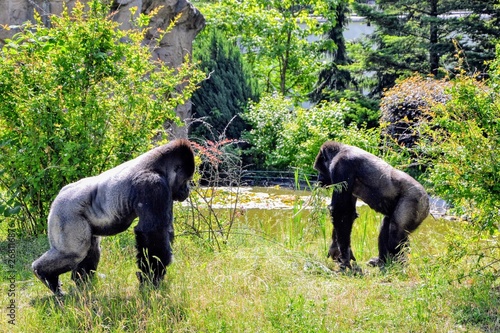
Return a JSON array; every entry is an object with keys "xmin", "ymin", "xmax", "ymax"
[{"xmin": 1, "ymin": 191, "xmax": 499, "ymax": 332}]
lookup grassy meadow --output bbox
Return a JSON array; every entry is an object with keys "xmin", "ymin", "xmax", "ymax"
[{"xmin": 0, "ymin": 188, "xmax": 499, "ymax": 332}]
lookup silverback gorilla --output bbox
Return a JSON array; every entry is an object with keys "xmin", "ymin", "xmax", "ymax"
[
  {"xmin": 32, "ymin": 139, "xmax": 195, "ymax": 295},
  {"xmin": 314, "ymin": 141, "xmax": 429, "ymax": 269}
]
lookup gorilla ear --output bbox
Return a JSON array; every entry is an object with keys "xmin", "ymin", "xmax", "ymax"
[{"xmin": 314, "ymin": 148, "xmax": 329, "ymax": 174}]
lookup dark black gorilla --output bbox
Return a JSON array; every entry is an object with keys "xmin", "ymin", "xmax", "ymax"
[
  {"xmin": 314, "ymin": 141, "xmax": 429, "ymax": 269},
  {"xmin": 32, "ymin": 139, "xmax": 195, "ymax": 295}
]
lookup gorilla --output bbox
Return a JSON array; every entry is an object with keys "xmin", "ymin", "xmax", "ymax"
[
  {"xmin": 314, "ymin": 141, "xmax": 429, "ymax": 269},
  {"xmin": 32, "ymin": 139, "xmax": 195, "ymax": 295}
]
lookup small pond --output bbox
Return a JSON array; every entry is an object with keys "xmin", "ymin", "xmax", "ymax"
[{"xmin": 183, "ymin": 186, "xmax": 458, "ymax": 260}]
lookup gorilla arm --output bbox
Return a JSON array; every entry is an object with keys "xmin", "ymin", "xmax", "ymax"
[
  {"xmin": 132, "ymin": 171, "xmax": 174, "ymax": 286},
  {"xmin": 327, "ymin": 156, "xmax": 359, "ymax": 269}
]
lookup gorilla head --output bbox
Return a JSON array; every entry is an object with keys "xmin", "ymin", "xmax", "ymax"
[
  {"xmin": 32, "ymin": 139, "xmax": 195, "ymax": 295},
  {"xmin": 314, "ymin": 141, "xmax": 429, "ymax": 270}
]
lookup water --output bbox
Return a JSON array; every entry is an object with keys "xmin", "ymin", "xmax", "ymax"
[{"xmin": 184, "ymin": 186, "xmax": 457, "ymax": 258}]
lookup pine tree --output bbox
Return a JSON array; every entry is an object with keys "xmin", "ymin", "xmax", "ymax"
[
  {"xmin": 311, "ymin": 0, "xmax": 380, "ymax": 128},
  {"xmin": 190, "ymin": 30, "xmax": 259, "ymax": 140},
  {"xmin": 353, "ymin": 0, "xmax": 500, "ymax": 97}
]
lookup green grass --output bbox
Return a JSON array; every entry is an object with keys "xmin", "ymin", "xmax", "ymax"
[{"xmin": 1, "ymin": 202, "xmax": 499, "ymax": 332}]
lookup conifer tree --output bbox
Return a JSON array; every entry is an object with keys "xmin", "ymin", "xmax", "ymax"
[
  {"xmin": 311, "ymin": 0, "xmax": 379, "ymax": 128},
  {"xmin": 353, "ymin": 0, "xmax": 500, "ymax": 97},
  {"xmin": 190, "ymin": 29, "xmax": 259, "ymax": 140}
]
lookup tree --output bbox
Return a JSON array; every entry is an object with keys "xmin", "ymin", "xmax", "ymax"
[
  {"xmin": 0, "ymin": 1, "xmax": 203, "ymax": 235},
  {"xmin": 190, "ymin": 29, "xmax": 259, "ymax": 140},
  {"xmin": 352, "ymin": 0, "xmax": 500, "ymax": 97},
  {"xmin": 202, "ymin": 0, "xmax": 329, "ymax": 101},
  {"xmin": 310, "ymin": 0, "xmax": 380, "ymax": 128},
  {"xmin": 311, "ymin": 0, "xmax": 352, "ymax": 99}
]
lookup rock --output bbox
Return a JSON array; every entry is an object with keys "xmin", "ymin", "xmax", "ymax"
[{"xmin": 0, "ymin": 0, "xmax": 205, "ymax": 138}]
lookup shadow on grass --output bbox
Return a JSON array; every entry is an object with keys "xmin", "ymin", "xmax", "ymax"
[
  {"xmin": 453, "ymin": 283, "xmax": 500, "ymax": 332},
  {"xmin": 28, "ymin": 281, "xmax": 189, "ymax": 331}
]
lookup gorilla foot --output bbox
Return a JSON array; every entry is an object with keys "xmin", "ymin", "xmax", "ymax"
[
  {"xmin": 136, "ymin": 271, "xmax": 163, "ymax": 288},
  {"xmin": 336, "ymin": 262, "xmax": 363, "ymax": 276},
  {"xmin": 33, "ymin": 270, "xmax": 64, "ymax": 296},
  {"xmin": 367, "ymin": 257, "xmax": 384, "ymax": 268}
]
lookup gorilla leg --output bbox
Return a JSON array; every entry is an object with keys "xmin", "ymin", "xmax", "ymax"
[
  {"xmin": 386, "ymin": 196, "xmax": 426, "ymax": 263},
  {"xmin": 71, "ymin": 236, "xmax": 101, "ymax": 284},
  {"xmin": 370, "ymin": 214, "xmax": 411, "ymax": 267},
  {"xmin": 32, "ymin": 218, "xmax": 92, "ymax": 295},
  {"xmin": 328, "ymin": 209, "xmax": 357, "ymax": 263},
  {"xmin": 32, "ymin": 249, "xmax": 84, "ymax": 295},
  {"xmin": 368, "ymin": 216, "xmax": 391, "ymax": 267},
  {"xmin": 135, "ymin": 227, "xmax": 172, "ymax": 287},
  {"xmin": 329, "ymin": 196, "xmax": 358, "ymax": 269}
]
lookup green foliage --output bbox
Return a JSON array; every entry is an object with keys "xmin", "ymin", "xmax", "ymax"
[
  {"xmin": 201, "ymin": 0, "xmax": 328, "ymax": 100},
  {"xmin": 0, "ymin": 1, "xmax": 203, "ymax": 235},
  {"xmin": 352, "ymin": 0, "xmax": 500, "ymax": 97},
  {"xmin": 242, "ymin": 93, "xmax": 295, "ymax": 170},
  {"xmin": 243, "ymin": 93, "xmax": 380, "ymax": 172},
  {"xmin": 424, "ymin": 68, "xmax": 500, "ymax": 234},
  {"xmin": 190, "ymin": 29, "xmax": 259, "ymax": 140},
  {"xmin": 323, "ymin": 89, "xmax": 380, "ymax": 128}
]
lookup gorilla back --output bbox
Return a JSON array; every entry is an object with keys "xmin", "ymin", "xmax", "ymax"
[{"xmin": 32, "ymin": 139, "xmax": 195, "ymax": 295}]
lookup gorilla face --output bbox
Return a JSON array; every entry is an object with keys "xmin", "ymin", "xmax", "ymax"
[
  {"xmin": 169, "ymin": 166, "xmax": 193, "ymax": 202},
  {"xmin": 314, "ymin": 149, "xmax": 333, "ymax": 187},
  {"xmin": 172, "ymin": 180, "xmax": 191, "ymax": 202}
]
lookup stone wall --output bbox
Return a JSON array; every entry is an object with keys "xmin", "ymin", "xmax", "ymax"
[{"xmin": 0, "ymin": 0, "xmax": 205, "ymax": 138}]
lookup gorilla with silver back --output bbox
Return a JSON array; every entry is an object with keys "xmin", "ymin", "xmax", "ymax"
[
  {"xmin": 32, "ymin": 139, "xmax": 195, "ymax": 295},
  {"xmin": 314, "ymin": 141, "xmax": 429, "ymax": 269}
]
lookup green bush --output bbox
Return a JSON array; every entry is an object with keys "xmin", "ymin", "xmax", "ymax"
[
  {"xmin": 380, "ymin": 76, "xmax": 451, "ymax": 149},
  {"xmin": 243, "ymin": 93, "xmax": 380, "ymax": 173},
  {"xmin": 0, "ymin": 1, "xmax": 203, "ymax": 235},
  {"xmin": 424, "ymin": 70, "xmax": 500, "ymax": 234}
]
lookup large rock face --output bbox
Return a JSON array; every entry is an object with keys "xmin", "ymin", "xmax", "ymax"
[{"xmin": 0, "ymin": 0, "xmax": 205, "ymax": 138}]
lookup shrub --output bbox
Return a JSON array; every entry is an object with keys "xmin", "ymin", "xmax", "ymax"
[
  {"xmin": 424, "ymin": 74, "xmax": 500, "ymax": 234},
  {"xmin": 0, "ymin": 1, "xmax": 203, "ymax": 235},
  {"xmin": 379, "ymin": 75, "xmax": 452, "ymax": 177},
  {"xmin": 380, "ymin": 75, "xmax": 451, "ymax": 149},
  {"xmin": 243, "ymin": 93, "xmax": 381, "ymax": 173},
  {"xmin": 190, "ymin": 29, "xmax": 259, "ymax": 141}
]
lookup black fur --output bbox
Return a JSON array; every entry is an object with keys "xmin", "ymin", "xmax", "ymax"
[
  {"xmin": 32, "ymin": 139, "xmax": 195, "ymax": 295},
  {"xmin": 314, "ymin": 141, "xmax": 429, "ymax": 269}
]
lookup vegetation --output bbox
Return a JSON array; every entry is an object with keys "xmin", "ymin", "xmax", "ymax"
[
  {"xmin": 243, "ymin": 93, "xmax": 380, "ymax": 172},
  {"xmin": 200, "ymin": 0, "xmax": 330, "ymax": 100},
  {"xmin": 190, "ymin": 29, "xmax": 259, "ymax": 141},
  {"xmin": 0, "ymin": 1, "xmax": 499, "ymax": 331},
  {"xmin": 353, "ymin": 0, "xmax": 500, "ymax": 96},
  {"xmin": 0, "ymin": 1, "xmax": 203, "ymax": 235},
  {"xmin": 310, "ymin": 0, "xmax": 380, "ymax": 129},
  {"xmin": 423, "ymin": 53, "xmax": 500, "ymax": 236}
]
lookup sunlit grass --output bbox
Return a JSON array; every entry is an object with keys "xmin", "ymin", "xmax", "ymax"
[{"xmin": 1, "ymin": 190, "xmax": 499, "ymax": 333}]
